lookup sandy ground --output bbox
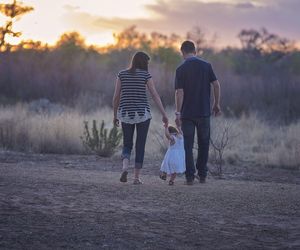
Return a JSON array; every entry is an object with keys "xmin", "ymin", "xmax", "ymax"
[{"xmin": 0, "ymin": 152, "xmax": 300, "ymax": 250}]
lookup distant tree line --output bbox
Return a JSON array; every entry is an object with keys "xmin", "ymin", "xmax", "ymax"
[{"xmin": 0, "ymin": 1, "xmax": 300, "ymax": 124}]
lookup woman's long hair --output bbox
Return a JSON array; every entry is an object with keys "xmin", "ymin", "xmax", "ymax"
[{"xmin": 128, "ymin": 51, "xmax": 150, "ymax": 74}]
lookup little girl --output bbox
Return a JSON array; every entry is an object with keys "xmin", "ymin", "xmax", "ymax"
[{"xmin": 160, "ymin": 124, "xmax": 186, "ymax": 185}]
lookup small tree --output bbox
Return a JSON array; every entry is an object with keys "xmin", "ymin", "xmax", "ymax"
[
  {"xmin": 81, "ymin": 120, "xmax": 122, "ymax": 157},
  {"xmin": 0, "ymin": 0, "xmax": 34, "ymax": 51},
  {"xmin": 186, "ymin": 26, "xmax": 217, "ymax": 55},
  {"xmin": 238, "ymin": 28, "xmax": 294, "ymax": 61},
  {"xmin": 209, "ymin": 118, "xmax": 238, "ymax": 178}
]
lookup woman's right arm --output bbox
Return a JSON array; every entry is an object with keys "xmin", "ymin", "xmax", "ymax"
[
  {"xmin": 147, "ymin": 78, "xmax": 168, "ymax": 125},
  {"xmin": 112, "ymin": 77, "xmax": 121, "ymax": 126}
]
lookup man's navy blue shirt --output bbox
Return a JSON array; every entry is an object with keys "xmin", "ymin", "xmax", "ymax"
[{"xmin": 175, "ymin": 56, "xmax": 217, "ymax": 118}]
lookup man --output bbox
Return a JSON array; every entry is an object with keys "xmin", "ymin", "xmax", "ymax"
[{"xmin": 175, "ymin": 40, "xmax": 221, "ymax": 185}]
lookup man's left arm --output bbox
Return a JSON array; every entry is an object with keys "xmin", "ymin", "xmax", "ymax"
[{"xmin": 211, "ymin": 80, "xmax": 221, "ymax": 116}]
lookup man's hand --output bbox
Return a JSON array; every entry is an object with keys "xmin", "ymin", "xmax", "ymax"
[
  {"xmin": 175, "ymin": 114, "xmax": 182, "ymax": 127},
  {"xmin": 212, "ymin": 104, "xmax": 221, "ymax": 117}
]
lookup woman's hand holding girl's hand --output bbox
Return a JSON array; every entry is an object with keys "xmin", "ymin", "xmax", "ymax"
[
  {"xmin": 162, "ymin": 115, "xmax": 168, "ymax": 127},
  {"xmin": 113, "ymin": 117, "xmax": 119, "ymax": 127}
]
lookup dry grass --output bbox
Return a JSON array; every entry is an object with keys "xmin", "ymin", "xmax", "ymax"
[
  {"xmin": 217, "ymin": 114, "xmax": 300, "ymax": 169},
  {"xmin": 0, "ymin": 104, "xmax": 112, "ymax": 154},
  {"xmin": 0, "ymin": 104, "xmax": 299, "ymax": 169}
]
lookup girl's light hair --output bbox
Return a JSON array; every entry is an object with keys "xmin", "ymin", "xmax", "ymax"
[{"xmin": 168, "ymin": 125, "xmax": 179, "ymax": 134}]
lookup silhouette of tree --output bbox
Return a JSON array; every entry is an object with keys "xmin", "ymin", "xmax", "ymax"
[
  {"xmin": 187, "ymin": 26, "xmax": 216, "ymax": 55},
  {"xmin": 238, "ymin": 28, "xmax": 294, "ymax": 61},
  {"xmin": 113, "ymin": 26, "xmax": 150, "ymax": 50},
  {"xmin": 150, "ymin": 32, "xmax": 180, "ymax": 49},
  {"xmin": 56, "ymin": 31, "xmax": 86, "ymax": 49},
  {"xmin": 16, "ymin": 39, "xmax": 47, "ymax": 51},
  {"xmin": 0, "ymin": 0, "xmax": 33, "ymax": 51}
]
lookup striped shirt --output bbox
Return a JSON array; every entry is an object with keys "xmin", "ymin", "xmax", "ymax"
[{"xmin": 117, "ymin": 69, "xmax": 152, "ymax": 124}]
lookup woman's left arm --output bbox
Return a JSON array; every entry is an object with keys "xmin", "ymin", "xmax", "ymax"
[
  {"xmin": 112, "ymin": 77, "xmax": 121, "ymax": 126},
  {"xmin": 147, "ymin": 78, "xmax": 168, "ymax": 125}
]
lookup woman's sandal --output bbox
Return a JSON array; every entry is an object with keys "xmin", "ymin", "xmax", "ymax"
[
  {"xmin": 133, "ymin": 178, "xmax": 143, "ymax": 185},
  {"xmin": 159, "ymin": 172, "xmax": 167, "ymax": 181},
  {"xmin": 120, "ymin": 171, "xmax": 128, "ymax": 183},
  {"xmin": 169, "ymin": 180, "xmax": 174, "ymax": 186}
]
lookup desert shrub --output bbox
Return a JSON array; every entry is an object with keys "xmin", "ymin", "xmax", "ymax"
[
  {"xmin": 209, "ymin": 118, "xmax": 238, "ymax": 177},
  {"xmin": 81, "ymin": 120, "xmax": 122, "ymax": 157}
]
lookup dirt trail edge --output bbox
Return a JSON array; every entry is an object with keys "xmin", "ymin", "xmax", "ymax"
[{"xmin": 1, "ymin": 161, "xmax": 300, "ymax": 250}]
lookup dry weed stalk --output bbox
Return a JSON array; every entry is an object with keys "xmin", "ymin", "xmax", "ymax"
[{"xmin": 209, "ymin": 118, "xmax": 238, "ymax": 178}]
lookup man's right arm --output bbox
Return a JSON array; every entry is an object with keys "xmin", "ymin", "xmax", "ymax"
[{"xmin": 175, "ymin": 89, "xmax": 184, "ymax": 113}]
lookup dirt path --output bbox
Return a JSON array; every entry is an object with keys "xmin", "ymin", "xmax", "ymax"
[{"xmin": 0, "ymin": 154, "xmax": 300, "ymax": 249}]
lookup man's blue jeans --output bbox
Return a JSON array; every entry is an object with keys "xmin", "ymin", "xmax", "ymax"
[
  {"xmin": 121, "ymin": 119, "xmax": 150, "ymax": 169},
  {"xmin": 181, "ymin": 117, "xmax": 210, "ymax": 180}
]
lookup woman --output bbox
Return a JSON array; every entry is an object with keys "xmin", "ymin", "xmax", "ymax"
[{"xmin": 113, "ymin": 51, "xmax": 168, "ymax": 184}]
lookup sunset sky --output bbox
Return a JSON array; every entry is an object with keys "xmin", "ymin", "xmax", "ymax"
[{"xmin": 0, "ymin": 0, "xmax": 299, "ymax": 47}]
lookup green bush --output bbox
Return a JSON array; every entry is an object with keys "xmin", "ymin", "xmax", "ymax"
[{"xmin": 81, "ymin": 120, "xmax": 122, "ymax": 157}]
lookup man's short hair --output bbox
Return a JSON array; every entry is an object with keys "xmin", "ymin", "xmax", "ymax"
[{"xmin": 180, "ymin": 40, "xmax": 196, "ymax": 54}]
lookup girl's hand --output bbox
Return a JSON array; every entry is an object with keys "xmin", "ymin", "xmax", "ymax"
[{"xmin": 177, "ymin": 126, "xmax": 183, "ymax": 135}]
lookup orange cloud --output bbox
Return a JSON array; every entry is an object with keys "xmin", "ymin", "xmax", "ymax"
[{"xmin": 61, "ymin": 0, "xmax": 300, "ymax": 47}]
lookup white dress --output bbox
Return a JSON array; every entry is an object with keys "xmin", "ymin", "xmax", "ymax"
[{"xmin": 160, "ymin": 135, "xmax": 186, "ymax": 174}]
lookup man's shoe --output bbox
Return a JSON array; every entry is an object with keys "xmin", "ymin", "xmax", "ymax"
[
  {"xmin": 200, "ymin": 177, "xmax": 206, "ymax": 183},
  {"xmin": 195, "ymin": 175, "xmax": 206, "ymax": 183},
  {"xmin": 185, "ymin": 179, "xmax": 194, "ymax": 185}
]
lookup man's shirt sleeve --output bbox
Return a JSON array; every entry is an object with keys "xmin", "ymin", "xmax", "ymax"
[
  {"xmin": 175, "ymin": 68, "xmax": 184, "ymax": 89},
  {"xmin": 209, "ymin": 64, "xmax": 217, "ymax": 83}
]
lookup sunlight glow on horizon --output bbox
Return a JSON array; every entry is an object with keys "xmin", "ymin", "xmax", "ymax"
[
  {"xmin": 0, "ymin": 0, "xmax": 155, "ymax": 46},
  {"xmin": 0, "ymin": 0, "xmax": 299, "ymax": 48},
  {"xmin": 0, "ymin": 0, "xmax": 248, "ymax": 47}
]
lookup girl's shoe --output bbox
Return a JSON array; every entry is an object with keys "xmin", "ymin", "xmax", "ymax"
[
  {"xmin": 120, "ymin": 171, "xmax": 128, "ymax": 183},
  {"xmin": 159, "ymin": 172, "xmax": 167, "ymax": 181},
  {"xmin": 133, "ymin": 178, "xmax": 143, "ymax": 185},
  {"xmin": 169, "ymin": 180, "xmax": 174, "ymax": 186}
]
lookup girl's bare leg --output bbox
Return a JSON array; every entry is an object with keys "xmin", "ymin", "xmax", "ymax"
[
  {"xmin": 169, "ymin": 173, "xmax": 177, "ymax": 185},
  {"xmin": 170, "ymin": 173, "xmax": 177, "ymax": 181}
]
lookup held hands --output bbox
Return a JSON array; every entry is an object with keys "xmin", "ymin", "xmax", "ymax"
[
  {"xmin": 212, "ymin": 104, "xmax": 221, "ymax": 117},
  {"xmin": 113, "ymin": 117, "xmax": 119, "ymax": 127},
  {"xmin": 162, "ymin": 114, "xmax": 168, "ymax": 127}
]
